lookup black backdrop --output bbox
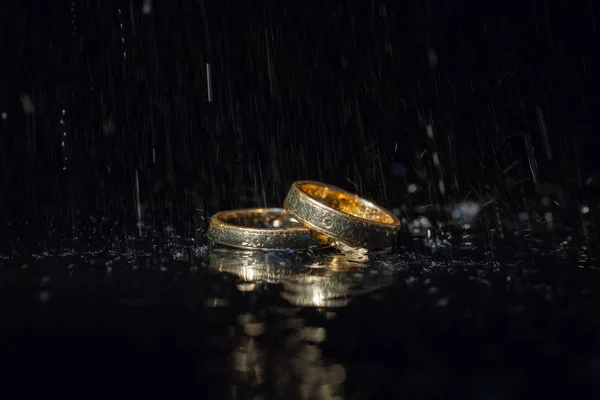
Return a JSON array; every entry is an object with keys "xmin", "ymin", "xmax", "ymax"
[{"xmin": 1, "ymin": 0, "xmax": 598, "ymax": 238}]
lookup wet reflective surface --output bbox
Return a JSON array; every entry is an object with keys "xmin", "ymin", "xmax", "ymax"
[{"xmin": 1, "ymin": 207, "xmax": 599, "ymax": 398}]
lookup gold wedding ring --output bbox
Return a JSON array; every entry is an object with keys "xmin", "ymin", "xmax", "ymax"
[
  {"xmin": 207, "ymin": 208, "xmax": 325, "ymax": 250},
  {"xmin": 284, "ymin": 181, "xmax": 401, "ymax": 249}
]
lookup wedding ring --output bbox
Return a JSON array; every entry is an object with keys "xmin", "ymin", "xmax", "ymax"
[
  {"xmin": 207, "ymin": 208, "xmax": 325, "ymax": 250},
  {"xmin": 283, "ymin": 181, "xmax": 401, "ymax": 249}
]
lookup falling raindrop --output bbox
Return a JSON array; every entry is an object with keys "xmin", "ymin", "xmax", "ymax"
[
  {"xmin": 142, "ymin": 0, "xmax": 152, "ymax": 14},
  {"xmin": 71, "ymin": 0, "xmax": 77, "ymax": 35},
  {"xmin": 428, "ymin": 48, "xmax": 438, "ymax": 67},
  {"xmin": 60, "ymin": 111, "xmax": 68, "ymax": 171},
  {"xmin": 20, "ymin": 94, "xmax": 35, "ymax": 115},
  {"xmin": 117, "ymin": 7, "xmax": 126, "ymax": 60},
  {"xmin": 581, "ymin": 206, "xmax": 590, "ymax": 214},
  {"xmin": 206, "ymin": 63, "xmax": 213, "ymax": 102}
]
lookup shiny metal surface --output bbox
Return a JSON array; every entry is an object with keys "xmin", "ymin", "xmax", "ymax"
[
  {"xmin": 207, "ymin": 207, "xmax": 326, "ymax": 250},
  {"xmin": 284, "ymin": 181, "xmax": 401, "ymax": 249}
]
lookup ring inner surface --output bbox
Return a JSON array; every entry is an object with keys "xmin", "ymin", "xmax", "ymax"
[
  {"xmin": 219, "ymin": 210, "xmax": 304, "ymax": 229},
  {"xmin": 300, "ymin": 183, "xmax": 395, "ymax": 224}
]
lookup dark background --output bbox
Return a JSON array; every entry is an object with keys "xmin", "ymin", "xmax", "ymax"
[
  {"xmin": 1, "ymin": 1, "xmax": 600, "ymax": 398},
  {"xmin": 1, "ymin": 0, "xmax": 598, "ymax": 234}
]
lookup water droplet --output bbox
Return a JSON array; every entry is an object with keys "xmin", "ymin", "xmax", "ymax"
[
  {"xmin": 582, "ymin": 205, "xmax": 590, "ymax": 214},
  {"xmin": 20, "ymin": 94, "xmax": 35, "ymax": 114},
  {"xmin": 143, "ymin": 0, "xmax": 152, "ymax": 14},
  {"xmin": 428, "ymin": 48, "xmax": 438, "ymax": 67},
  {"xmin": 39, "ymin": 291, "xmax": 51, "ymax": 302}
]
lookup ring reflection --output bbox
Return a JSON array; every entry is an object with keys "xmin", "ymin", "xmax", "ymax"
[
  {"xmin": 209, "ymin": 247, "xmax": 310, "ymax": 289},
  {"xmin": 281, "ymin": 254, "xmax": 395, "ymax": 308}
]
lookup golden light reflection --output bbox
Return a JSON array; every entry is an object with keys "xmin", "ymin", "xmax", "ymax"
[
  {"xmin": 301, "ymin": 182, "xmax": 396, "ymax": 224},
  {"xmin": 270, "ymin": 304, "xmax": 349, "ymax": 399},
  {"xmin": 207, "ymin": 247, "xmax": 384, "ymax": 399},
  {"xmin": 209, "ymin": 247, "xmax": 309, "ymax": 288},
  {"xmin": 229, "ymin": 335, "xmax": 265, "ymax": 388},
  {"xmin": 281, "ymin": 255, "xmax": 395, "ymax": 308}
]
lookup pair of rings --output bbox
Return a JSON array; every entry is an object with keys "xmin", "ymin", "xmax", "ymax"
[{"xmin": 207, "ymin": 180, "xmax": 401, "ymax": 250}]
